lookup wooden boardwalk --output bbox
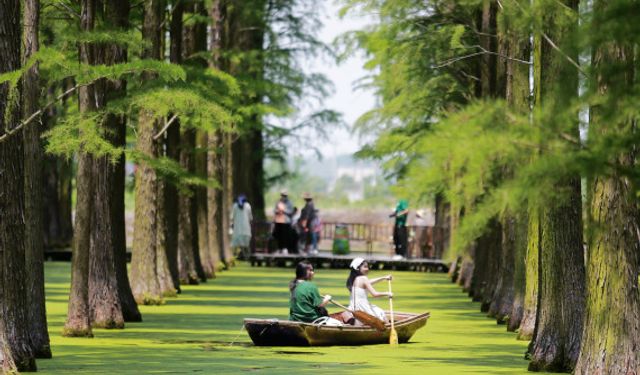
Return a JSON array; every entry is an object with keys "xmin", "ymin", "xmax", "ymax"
[{"xmin": 248, "ymin": 251, "xmax": 449, "ymax": 273}]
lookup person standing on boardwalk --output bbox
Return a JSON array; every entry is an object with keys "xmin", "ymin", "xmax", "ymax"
[
  {"xmin": 298, "ymin": 192, "xmax": 316, "ymax": 253},
  {"xmin": 310, "ymin": 209, "xmax": 322, "ymax": 254},
  {"xmin": 231, "ymin": 194, "xmax": 253, "ymax": 260},
  {"xmin": 289, "ymin": 261, "xmax": 332, "ymax": 322},
  {"xmin": 273, "ymin": 190, "xmax": 295, "ymax": 254},
  {"xmin": 390, "ymin": 199, "xmax": 409, "ymax": 259}
]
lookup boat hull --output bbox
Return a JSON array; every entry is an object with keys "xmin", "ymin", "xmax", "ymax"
[{"xmin": 244, "ymin": 312, "xmax": 429, "ymax": 346}]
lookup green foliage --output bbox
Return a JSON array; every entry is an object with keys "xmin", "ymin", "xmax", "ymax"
[{"xmin": 341, "ymin": 0, "xmax": 640, "ymax": 253}]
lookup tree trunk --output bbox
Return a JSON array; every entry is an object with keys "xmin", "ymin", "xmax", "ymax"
[
  {"xmin": 502, "ymin": 8, "xmax": 531, "ymax": 333},
  {"xmin": 205, "ymin": 0, "xmax": 224, "ymax": 272},
  {"xmin": 574, "ymin": 24, "xmax": 639, "ymax": 374},
  {"xmin": 103, "ymin": 0, "xmax": 142, "ymax": 323},
  {"xmin": 156, "ymin": 171, "xmax": 178, "ymax": 296},
  {"xmin": 130, "ymin": 0, "xmax": 165, "ymax": 305},
  {"xmin": 0, "ymin": 1, "xmax": 38, "ymax": 370},
  {"xmin": 221, "ymin": 132, "xmax": 233, "ymax": 264},
  {"xmin": 177, "ymin": 128, "xmax": 199, "ymax": 285},
  {"xmin": 507, "ymin": 212, "xmax": 527, "ymax": 332},
  {"xmin": 479, "ymin": 219, "xmax": 501, "ymax": 313},
  {"xmin": 164, "ymin": 122, "xmax": 182, "ymax": 291},
  {"xmin": 89, "ymin": 152, "xmax": 126, "ymax": 328},
  {"xmin": 488, "ymin": 213, "xmax": 516, "ymax": 324},
  {"xmin": 528, "ymin": 1, "xmax": 585, "ymax": 371},
  {"xmin": 196, "ymin": 130, "xmax": 213, "ymax": 279},
  {"xmin": 518, "ymin": 208, "xmax": 538, "ymax": 340},
  {"xmin": 166, "ymin": 0, "xmax": 184, "ymax": 291},
  {"xmin": 63, "ymin": 0, "xmax": 96, "ymax": 338},
  {"xmin": 22, "ymin": 0, "xmax": 52, "ymax": 358}
]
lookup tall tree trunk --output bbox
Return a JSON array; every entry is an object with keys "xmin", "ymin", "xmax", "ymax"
[
  {"xmin": 221, "ymin": 133, "xmax": 233, "ymax": 264},
  {"xmin": 502, "ymin": 10, "xmax": 531, "ymax": 333},
  {"xmin": 488, "ymin": 212, "xmax": 516, "ymax": 324},
  {"xmin": 130, "ymin": 0, "xmax": 165, "ymax": 305},
  {"xmin": 177, "ymin": 128, "xmax": 199, "ymax": 285},
  {"xmin": 103, "ymin": 0, "xmax": 142, "ymax": 322},
  {"xmin": 196, "ymin": 131, "xmax": 214, "ymax": 278},
  {"xmin": 0, "ymin": 1, "xmax": 37, "ymax": 370},
  {"xmin": 574, "ymin": 15, "xmax": 639, "ymax": 373},
  {"xmin": 518, "ymin": 207, "xmax": 538, "ymax": 340},
  {"xmin": 22, "ymin": 0, "xmax": 52, "ymax": 358},
  {"xmin": 528, "ymin": 1, "xmax": 585, "ymax": 372},
  {"xmin": 156, "ymin": 169, "xmax": 178, "ymax": 296},
  {"xmin": 63, "ymin": 0, "xmax": 96, "ymax": 338},
  {"xmin": 479, "ymin": 219, "xmax": 502, "ymax": 313},
  {"xmin": 166, "ymin": 0, "xmax": 184, "ymax": 291}
]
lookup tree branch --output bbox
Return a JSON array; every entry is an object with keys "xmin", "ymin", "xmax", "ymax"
[
  {"xmin": 153, "ymin": 114, "xmax": 179, "ymax": 140},
  {"xmin": 0, "ymin": 83, "xmax": 83, "ymax": 144}
]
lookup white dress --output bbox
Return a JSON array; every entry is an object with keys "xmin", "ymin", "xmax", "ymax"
[
  {"xmin": 348, "ymin": 286, "xmax": 386, "ymax": 321},
  {"xmin": 231, "ymin": 202, "xmax": 253, "ymax": 247}
]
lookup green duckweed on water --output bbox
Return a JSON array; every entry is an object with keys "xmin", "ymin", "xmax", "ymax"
[{"xmin": 39, "ymin": 261, "xmax": 548, "ymax": 374}]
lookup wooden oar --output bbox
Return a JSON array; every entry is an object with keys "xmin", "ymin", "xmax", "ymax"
[
  {"xmin": 388, "ymin": 279, "xmax": 398, "ymax": 345},
  {"xmin": 329, "ymin": 300, "xmax": 386, "ymax": 332}
]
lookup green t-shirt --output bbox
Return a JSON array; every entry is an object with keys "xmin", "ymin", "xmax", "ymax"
[
  {"xmin": 395, "ymin": 199, "xmax": 408, "ymax": 227},
  {"xmin": 289, "ymin": 281, "xmax": 323, "ymax": 322}
]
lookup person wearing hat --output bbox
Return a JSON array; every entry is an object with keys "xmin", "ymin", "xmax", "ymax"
[
  {"xmin": 345, "ymin": 258, "xmax": 392, "ymax": 321},
  {"xmin": 298, "ymin": 192, "xmax": 316, "ymax": 253},
  {"xmin": 273, "ymin": 189, "xmax": 295, "ymax": 253}
]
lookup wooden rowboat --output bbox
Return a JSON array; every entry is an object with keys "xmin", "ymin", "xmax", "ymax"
[{"xmin": 244, "ymin": 311, "xmax": 430, "ymax": 346}]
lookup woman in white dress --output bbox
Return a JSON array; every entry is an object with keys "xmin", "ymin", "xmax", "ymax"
[
  {"xmin": 346, "ymin": 257, "xmax": 392, "ymax": 321},
  {"xmin": 231, "ymin": 194, "xmax": 253, "ymax": 259}
]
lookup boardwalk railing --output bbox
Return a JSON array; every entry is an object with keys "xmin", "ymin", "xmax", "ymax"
[{"xmin": 250, "ymin": 221, "xmax": 445, "ymax": 259}]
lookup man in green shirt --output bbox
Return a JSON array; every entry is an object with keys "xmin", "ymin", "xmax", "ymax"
[
  {"xmin": 390, "ymin": 199, "xmax": 409, "ymax": 259},
  {"xmin": 289, "ymin": 261, "xmax": 331, "ymax": 322}
]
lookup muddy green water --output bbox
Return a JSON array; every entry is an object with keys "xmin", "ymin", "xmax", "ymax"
[{"xmin": 38, "ymin": 262, "xmax": 535, "ymax": 374}]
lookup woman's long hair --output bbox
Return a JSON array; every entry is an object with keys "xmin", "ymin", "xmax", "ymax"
[
  {"xmin": 289, "ymin": 261, "xmax": 313, "ymax": 301},
  {"xmin": 346, "ymin": 266, "xmax": 365, "ymax": 291}
]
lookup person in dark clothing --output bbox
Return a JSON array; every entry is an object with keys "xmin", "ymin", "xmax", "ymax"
[
  {"xmin": 273, "ymin": 189, "xmax": 295, "ymax": 254},
  {"xmin": 299, "ymin": 192, "xmax": 316, "ymax": 252},
  {"xmin": 390, "ymin": 199, "xmax": 409, "ymax": 258}
]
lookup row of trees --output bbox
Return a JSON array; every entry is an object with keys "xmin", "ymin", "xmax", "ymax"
[
  {"xmin": 0, "ymin": 0, "xmax": 334, "ymax": 372},
  {"xmin": 343, "ymin": 0, "xmax": 638, "ymax": 373}
]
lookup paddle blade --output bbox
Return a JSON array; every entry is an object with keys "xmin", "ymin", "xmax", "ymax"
[
  {"xmin": 389, "ymin": 327, "xmax": 399, "ymax": 345},
  {"xmin": 353, "ymin": 311, "xmax": 386, "ymax": 332}
]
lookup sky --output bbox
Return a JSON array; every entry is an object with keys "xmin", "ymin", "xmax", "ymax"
[{"xmin": 295, "ymin": 2, "xmax": 377, "ymax": 158}]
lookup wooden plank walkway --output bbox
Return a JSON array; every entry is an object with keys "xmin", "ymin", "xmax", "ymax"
[{"xmin": 248, "ymin": 251, "xmax": 449, "ymax": 273}]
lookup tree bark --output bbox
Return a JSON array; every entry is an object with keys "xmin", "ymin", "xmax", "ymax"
[
  {"xmin": 488, "ymin": 212, "xmax": 516, "ymax": 324},
  {"xmin": 22, "ymin": 0, "xmax": 52, "ymax": 358},
  {"xmin": 196, "ymin": 131, "xmax": 214, "ymax": 278},
  {"xmin": 518, "ymin": 208, "xmax": 538, "ymax": 340},
  {"xmin": 177, "ymin": 128, "xmax": 199, "ymax": 285},
  {"xmin": 528, "ymin": 1, "xmax": 585, "ymax": 371},
  {"xmin": 166, "ymin": 0, "xmax": 184, "ymax": 291},
  {"xmin": 102, "ymin": 0, "xmax": 142, "ymax": 323},
  {"xmin": 130, "ymin": 0, "xmax": 165, "ymax": 305},
  {"xmin": 0, "ymin": 1, "xmax": 38, "ymax": 370},
  {"xmin": 504, "ymin": 8, "xmax": 537, "ymax": 332},
  {"xmin": 63, "ymin": 0, "xmax": 96, "ymax": 338},
  {"xmin": 478, "ymin": 218, "xmax": 502, "ymax": 313},
  {"xmin": 507, "ymin": 212, "xmax": 527, "ymax": 332},
  {"xmin": 574, "ymin": 21, "xmax": 639, "ymax": 374}
]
